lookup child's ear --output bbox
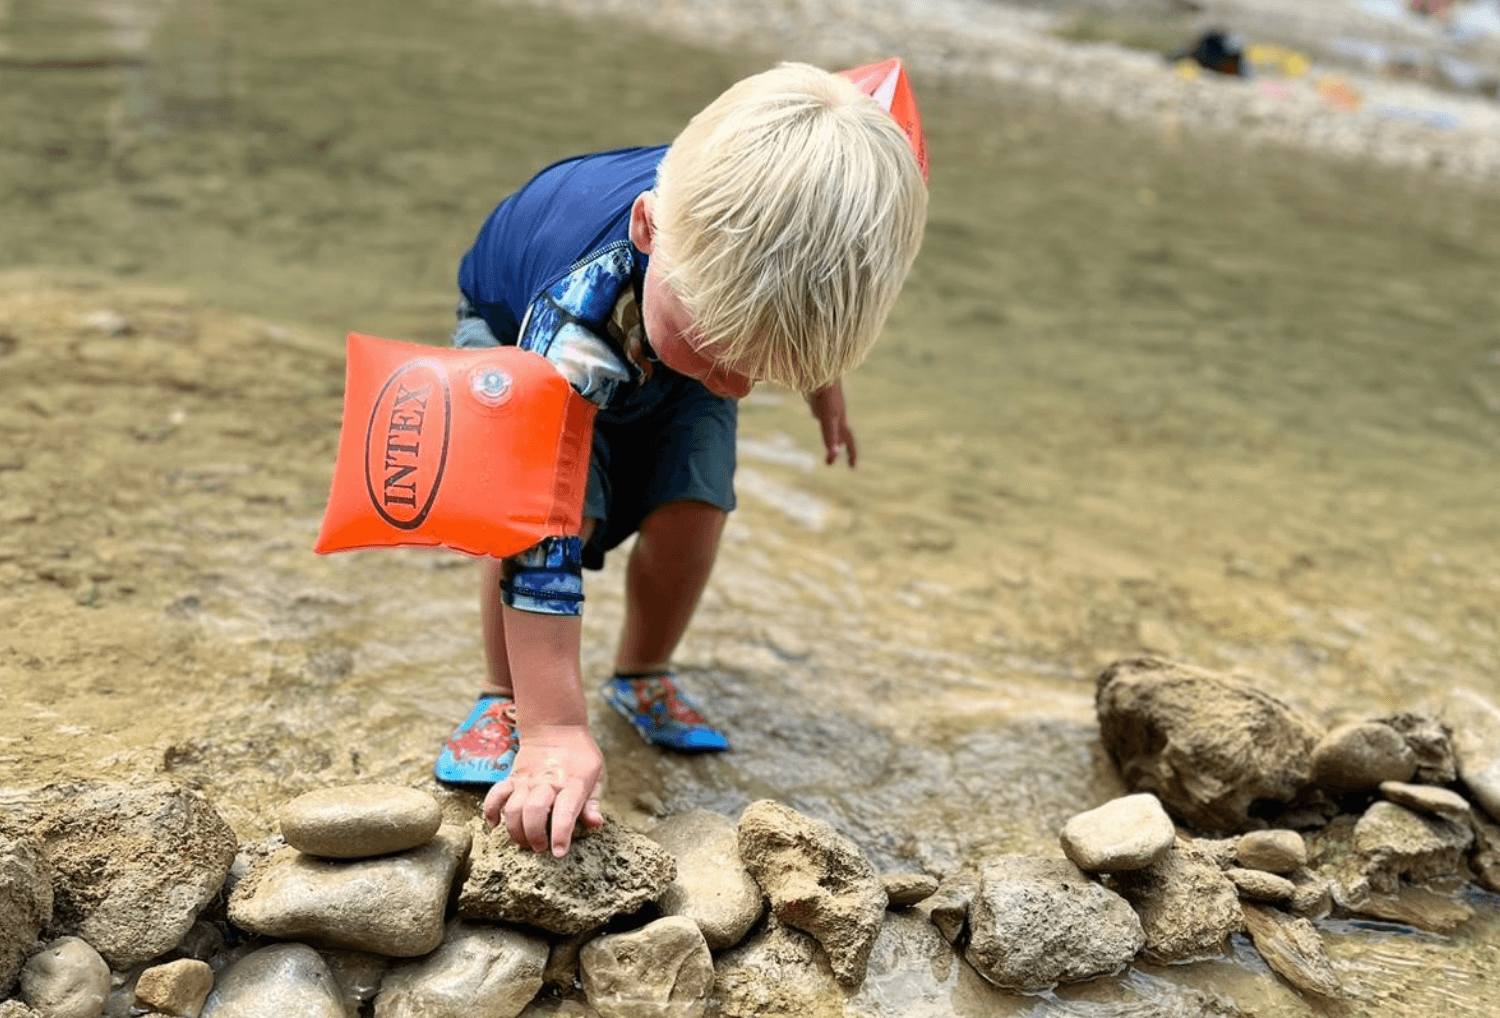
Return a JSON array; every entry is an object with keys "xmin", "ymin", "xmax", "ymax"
[{"xmin": 629, "ymin": 191, "xmax": 656, "ymax": 254}]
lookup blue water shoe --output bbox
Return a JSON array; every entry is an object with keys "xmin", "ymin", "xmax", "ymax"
[{"xmin": 601, "ymin": 673, "xmax": 729, "ymax": 752}]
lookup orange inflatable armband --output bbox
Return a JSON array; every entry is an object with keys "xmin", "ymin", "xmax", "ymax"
[
  {"xmin": 838, "ymin": 57, "xmax": 928, "ymax": 182},
  {"xmin": 314, "ymin": 333, "xmax": 595, "ymax": 560}
]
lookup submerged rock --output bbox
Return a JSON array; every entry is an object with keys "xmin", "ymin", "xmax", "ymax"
[
  {"xmin": 27, "ymin": 781, "xmax": 237, "ymax": 968},
  {"xmin": 18, "ymin": 937, "xmax": 110, "ymax": 1018},
  {"xmin": 1241, "ymin": 904, "xmax": 1341, "ymax": 999},
  {"xmin": 1311, "ymin": 721, "xmax": 1417, "ymax": 794},
  {"xmin": 0, "ymin": 833, "xmax": 52, "ymax": 996},
  {"xmin": 1353, "ymin": 885, "xmax": 1473, "ymax": 933},
  {"xmin": 965, "ymin": 855, "xmax": 1143, "ymax": 992},
  {"xmin": 279, "ymin": 784, "xmax": 442, "ymax": 859},
  {"xmin": 374, "ymin": 920, "xmax": 547, "ymax": 1018},
  {"xmin": 920, "ymin": 874, "xmax": 974, "ymax": 946},
  {"xmin": 1095, "ymin": 658, "xmax": 1322, "ymax": 832},
  {"xmin": 228, "ymin": 824, "xmax": 471, "ymax": 956},
  {"xmin": 201, "ymin": 943, "xmax": 344, "ymax": 1018},
  {"xmin": 648, "ymin": 809, "xmax": 763, "ymax": 950},
  {"xmin": 1059, "ymin": 792, "xmax": 1176, "ymax": 872},
  {"xmin": 1107, "ymin": 840, "xmax": 1244, "ymax": 964},
  {"xmin": 737, "ymin": 800, "xmax": 886, "ymax": 988},
  {"xmin": 458, "ymin": 819, "xmax": 675, "ymax": 935},
  {"xmin": 579, "ymin": 916, "xmax": 714, "ymax": 1018}
]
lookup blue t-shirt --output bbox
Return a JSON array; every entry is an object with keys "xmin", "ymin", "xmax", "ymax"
[{"xmin": 458, "ymin": 146, "xmax": 665, "ymax": 409}]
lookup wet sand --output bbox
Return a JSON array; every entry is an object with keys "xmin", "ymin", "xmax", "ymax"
[{"xmin": 3, "ymin": 0, "xmax": 1500, "ymax": 1014}]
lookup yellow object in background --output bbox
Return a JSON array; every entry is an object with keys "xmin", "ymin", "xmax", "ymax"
[
  {"xmin": 1245, "ymin": 42, "xmax": 1312, "ymax": 79},
  {"xmin": 1174, "ymin": 58, "xmax": 1202, "ymax": 81}
]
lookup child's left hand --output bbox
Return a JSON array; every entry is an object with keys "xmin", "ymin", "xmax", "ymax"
[{"xmin": 807, "ymin": 381, "xmax": 858, "ymax": 467}]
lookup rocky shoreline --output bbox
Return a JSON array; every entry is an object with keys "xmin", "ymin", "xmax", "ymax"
[
  {"xmin": 5, "ymin": 656, "xmax": 1500, "ymax": 1017},
  {"xmin": 486, "ymin": 0, "xmax": 1500, "ymax": 184}
]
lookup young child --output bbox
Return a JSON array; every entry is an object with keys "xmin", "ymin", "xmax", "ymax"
[{"xmin": 435, "ymin": 62, "xmax": 928, "ymax": 856}]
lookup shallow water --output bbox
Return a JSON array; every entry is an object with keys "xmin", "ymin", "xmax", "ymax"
[{"xmin": 2, "ymin": 0, "xmax": 1499, "ymax": 1015}]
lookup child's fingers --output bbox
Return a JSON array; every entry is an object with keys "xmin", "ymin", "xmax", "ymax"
[
  {"xmin": 481, "ymin": 780, "xmax": 514, "ymax": 827},
  {"xmin": 520, "ymin": 784, "xmax": 557, "ymax": 853},
  {"xmin": 549, "ymin": 782, "xmax": 590, "ymax": 857},
  {"xmin": 582, "ymin": 796, "xmax": 605, "ymax": 829}
]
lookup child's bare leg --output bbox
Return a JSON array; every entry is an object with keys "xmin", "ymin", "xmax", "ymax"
[{"xmin": 615, "ymin": 499, "xmax": 726, "ymax": 672}]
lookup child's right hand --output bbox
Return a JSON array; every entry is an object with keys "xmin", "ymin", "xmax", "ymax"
[{"xmin": 482, "ymin": 724, "xmax": 605, "ymax": 857}]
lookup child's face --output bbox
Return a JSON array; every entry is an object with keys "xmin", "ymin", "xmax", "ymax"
[
  {"xmin": 640, "ymin": 262, "xmax": 756, "ymax": 400},
  {"xmin": 630, "ymin": 190, "xmax": 757, "ymax": 400}
]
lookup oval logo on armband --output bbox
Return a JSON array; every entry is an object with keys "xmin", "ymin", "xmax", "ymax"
[{"xmin": 363, "ymin": 359, "xmax": 451, "ymax": 530}]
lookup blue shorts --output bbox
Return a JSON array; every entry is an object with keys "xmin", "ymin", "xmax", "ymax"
[{"xmin": 452, "ymin": 299, "xmax": 737, "ymax": 570}]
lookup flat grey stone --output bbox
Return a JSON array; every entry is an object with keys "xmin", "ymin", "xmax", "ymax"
[
  {"xmin": 279, "ymin": 785, "xmax": 442, "ymax": 859},
  {"xmin": 1352, "ymin": 801, "xmax": 1471, "ymax": 895},
  {"xmin": 1059, "ymin": 793, "xmax": 1176, "ymax": 872},
  {"xmin": 228, "ymin": 824, "xmax": 471, "ymax": 956},
  {"xmin": 1379, "ymin": 780, "xmax": 1471, "ymax": 821}
]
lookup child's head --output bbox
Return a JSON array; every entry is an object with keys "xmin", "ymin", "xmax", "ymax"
[{"xmin": 635, "ymin": 61, "xmax": 928, "ymax": 394}]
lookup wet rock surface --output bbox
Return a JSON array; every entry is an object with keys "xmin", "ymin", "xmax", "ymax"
[
  {"xmin": 458, "ymin": 820, "xmax": 676, "ymax": 935},
  {"xmin": 736, "ymin": 800, "xmax": 886, "ymax": 987},
  {"xmin": 1095, "ymin": 657, "xmax": 1323, "ymax": 832},
  {"xmin": 21, "ymin": 782, "xmax": 237, "ymax": 969},
  {"xmin": 228, "ymin": 824, "xmax": 471, "ymax": 956},
  {"xmin": 1058, "ymin": 791, "xmax": 1177, "ymax": 872},
  {"xmin": 17, "ymin": 937, "xmax": 109, "ymax": 1018},
  {"xmin": 0, "ymin": 835, "xmax": 51, "ymax": 997},
  {"xmin": 1310, "ymin": 720, "xmax": 1418, "ymax": 793},
  {"xmin": 374, "ymin": 921, "xmax": 547, "ymax": 1018},
  {"xmin": 1240, "ymin": 904, "xmax": 1342, "ymax": 999},
  {"xmin": 965, "ymin": 855, "xmax": 1144, "ymax": 991},
  {"xmin": 134, "ymin": 958, "xmax": 214, "ymax": 1018},
  {"xmin": 201, "ymin": 943, "xmax": 345, "ymax": 1018},
  {"xmin": 578, "ymin": 916, "xmax": 714, "ymax": 1018},
  {"xmin": 1443, "ymin": 687, "xmax": 1500, "ymax": 823},
  {"xmin": 1107, "ymin": 840, "xmax": 1245, "ymax": 963},
  {"xmin": 278, "ymin": 784, "xmax": 442, "ymax": 860},
  {"xmin": 646, "ymin": 809, "xmax": 763, "ymax": 950}
]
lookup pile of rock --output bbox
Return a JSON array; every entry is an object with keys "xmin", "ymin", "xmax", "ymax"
[{"xmin": 4, "ymin": 656, "xmax": 1499, "ymax": 1016}]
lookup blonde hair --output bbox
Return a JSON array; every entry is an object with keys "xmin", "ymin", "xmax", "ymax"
[{"xmin": 653, "ymin": 62, "xmax": 928, "ymax": 392}]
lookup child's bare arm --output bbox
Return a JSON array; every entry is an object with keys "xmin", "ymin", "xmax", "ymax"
[
  {"xmin": 482, "ymin": 609, "xmax": 605, "ymax": 856},
  {"xmin": 806, "ymin": 381, "xmax": 858, "ymax": 467}
]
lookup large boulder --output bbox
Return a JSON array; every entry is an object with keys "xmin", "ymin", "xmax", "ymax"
[
  {"xmin": 965, "ymin": 856, "xmax": 1143, "ymax": 992},
  {"xmin": 737, "ymin": 800, "xmax": 886, "ymax": 988},
  {"xmin": 1095, "ymin": 658, "xmax": 1322, "ymax": 832},
  {"xmin": 458, "ymin": 819, "xmax": 675, "ymax": 935},
  {"xmin": 27, "ymin": 781, "xmax": 237, "ymax": 967}
]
